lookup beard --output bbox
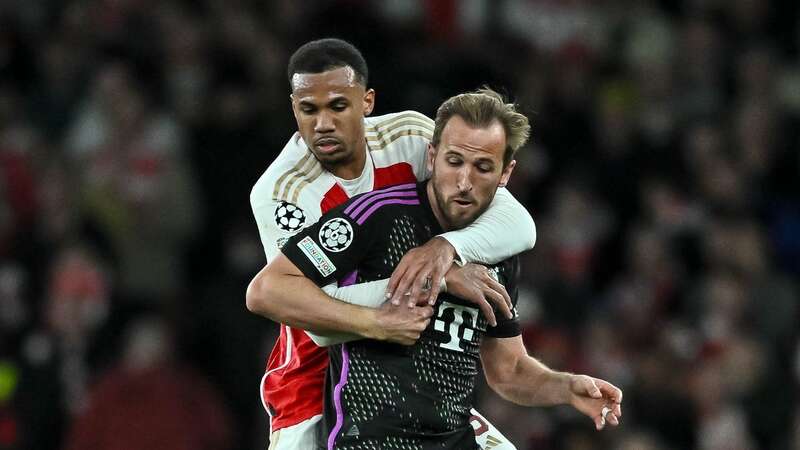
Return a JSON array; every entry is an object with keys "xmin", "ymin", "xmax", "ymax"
[{"xmin": 431, "ymin": 177, "xmax": 493, "ymax": 231}]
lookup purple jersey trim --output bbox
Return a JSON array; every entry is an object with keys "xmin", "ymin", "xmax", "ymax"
[
  {"xmin": 343, "ymin": 183, "xmax": 416, "ymax": 215},
  {"xmin": 356, "ymin": 199, "xmax": 421, "ymax": 225},
  {"xmin": 328, "ymin": 343, "xmax": 350, "ymax": 450},
  {"xmin": 347, "ymin": 189, "xmax": 418, "ymax": 220}
]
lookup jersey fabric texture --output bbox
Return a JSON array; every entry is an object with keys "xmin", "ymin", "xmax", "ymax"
[
  {"xmin": 282, "ymin": 182, "xmax": 521, "ymax": 450},
  {"xmin": 251, "ymin": 111, "xmax": 434, "ymax": 431}
]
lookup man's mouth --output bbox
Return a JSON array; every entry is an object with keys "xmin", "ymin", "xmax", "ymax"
[
  {"xmin": 315, "ymin": 138, "xmax": 342, "ymax": 153},
  {"xmin": 452, "ymin": 198, "xmax": 473, "ymax": 207}
]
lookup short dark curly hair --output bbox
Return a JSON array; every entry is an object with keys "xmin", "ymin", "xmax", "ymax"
[{"xmin": 287, "ymin": 38, "xmax": 368, "ymax": 89}]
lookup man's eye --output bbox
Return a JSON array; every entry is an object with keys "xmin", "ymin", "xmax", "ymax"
[
  {"xmin": 447, "ymin": 158, "xmax": 461, "ymax": 165},
  {"xmin": 332, "ymin": 104, "xmax": 347, "ymax": 111},
  {"xmin": 477, "ymin": 165, "xmax": 493, "ymax": 173},
  {"xmin": 301, "ymin": 107, "xmax": 315, "ymax": 114}
]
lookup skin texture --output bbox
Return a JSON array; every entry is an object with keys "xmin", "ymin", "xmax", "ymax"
[
  {"xmin": 290, "ymin": 67, "xmax": 375, "ymax": 179},
  {"xmin": 426, "ymin": 115, "xmax": 516, "ymax": 231},
  {"xmin": 386, "ymin": 116, "xmax": 518, "ymax": 314},
  {"xmin": 480, "ymin": 334, "xmax": 623, "ymax": 431}
]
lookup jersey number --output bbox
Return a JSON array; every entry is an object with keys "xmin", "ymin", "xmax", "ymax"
[{"xmin": 434, "ymin": 302, "xmax": 477, "ymax": 352}]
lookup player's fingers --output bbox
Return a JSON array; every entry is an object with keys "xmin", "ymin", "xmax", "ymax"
[
  {"xmin": 594, "ymin": 413, "xmax": 605, "ymax": 431},
  {"xmin": 473, "ymin": 294, "xmax": 496, "ymax": 327},
  {"xmin": 597, "ymin": 379, "xmax": 623, "ymax": 404},
  {"xmin": 482, "ymin": 286, "xmax": 511, "ymax": 322},
  {"xmin": 426, "ymin": 266, "xmax": 445, "ymax": 305},
  {"xmin": 482, "ymin": 280, "xmax": 512, "ymax": 320},
  {"xmin": 408, "ymin": 268, "xmax": 433, "ymax": 307},
  {"xmin": 387, "ymin": 262, "xmax": 410, "ymax": 305},
  {"xmin": 417, "ymin": 305, "xmax": 434, "ymax": 319},
  {"xmin": 484, "ymin": 276, "xmax": 512, "ymax": 312},
  {"xmin": 600, "ymin": 405, "xmax": 618, "ymax": 427},
  {"xmin": 391, "ymin": 264, "xmax": 420, "ymax": 307}
]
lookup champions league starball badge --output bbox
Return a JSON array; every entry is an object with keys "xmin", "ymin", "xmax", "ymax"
[
  {"xmin": 275, "ymin": 201, "xmax": 306, "ymax": 232},
  {"xmin": 319, "ymin": 218, "xmax": 354, "ymax": 252}
]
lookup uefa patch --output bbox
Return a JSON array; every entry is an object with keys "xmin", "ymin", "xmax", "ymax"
[
  {"xmin": 275, "ymin": 237, "xmax": 289, "ymax": 250},
  {"xmin": 275, "ymin": 201, "xmax": 306, "ymax": 232},
  {"xmin": 297, "ymin": 236, "xmax": 336, "ymax": 277},
  {"xmin": 318, "ymin": 218, "xmax": 354, "ymax": 252}
]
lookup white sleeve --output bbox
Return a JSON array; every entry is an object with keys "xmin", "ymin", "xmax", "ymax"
[
  {"xmin": 438, "ymin": 187, "xmax": 536, "ymax": 264},
  {"xmin": 250, "ymin": 182, "xmax": 320, "ymax": 262},
  {"xmin": 305, "ymin": 279, "xmax": 391, "ymax": 346}
]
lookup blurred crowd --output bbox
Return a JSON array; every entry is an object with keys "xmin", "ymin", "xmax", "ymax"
[{"xmin": 0, "ymin": 1, "xmax": 798, "ymax": 449}]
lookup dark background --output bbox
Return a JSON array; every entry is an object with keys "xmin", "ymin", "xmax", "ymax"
[{"xmin": 1, "ymin": 1, "xmax": 799, "ymax": 449}]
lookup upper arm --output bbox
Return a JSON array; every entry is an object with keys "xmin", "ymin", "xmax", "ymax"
[
  {"xmin": 480, "ymin": 335, "xmax": 527, "ymax": 386},
  {"xmin": 251, "ymin": 178, "xmax": 318, "ymax": 262},
  {"xmin": 280, "ymin": 202, "xmax": 375, "ymax": 286},
  {"xmin": 368, "ymin": 111, "xmax": 434, "ymax": 182}
]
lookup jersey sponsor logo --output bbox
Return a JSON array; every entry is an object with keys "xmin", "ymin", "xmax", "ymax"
[
  {"xmin": 275, "ymin": 201, "xmax": 306, "ymax": 232},
  {"xmin": 297, "ymin": 236, "xmax": 336, "ymax": 277},
  {"xmin": 318, "ymin": 218, "xmax": 354, "ymax": 253},
  {"xmin": 434, "ymin": 301, "xmax": 478, "ymax": 352},
  {"xmin": 275, "ymin": 237, "xmax": 289, "ymax": 250}
]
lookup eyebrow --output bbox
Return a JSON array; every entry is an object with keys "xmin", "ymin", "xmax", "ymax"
[{"xmin": 297, "ymin": 95, "xmax": 349, "ymax": 108}]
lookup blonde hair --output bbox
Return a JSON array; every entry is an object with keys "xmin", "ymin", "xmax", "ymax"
[{"xmin": 431, "ymin": 88, "xmax": 530, "ymax": 166}]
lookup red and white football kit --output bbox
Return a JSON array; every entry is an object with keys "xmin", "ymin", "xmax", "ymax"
[{"xmin": 250, "ymin": 111, "xmax": 534, "ymax": 449}]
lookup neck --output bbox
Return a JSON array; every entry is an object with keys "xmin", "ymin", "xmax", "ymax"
[
  {"xmin": 426, "ymin": 181, "xmax": 452, "ymax": 231},
  {"xmin": 329, "ymin": 139, "xmax": 367, "ymax": 180}
]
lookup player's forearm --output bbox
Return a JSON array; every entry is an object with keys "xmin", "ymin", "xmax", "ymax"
[
  {"xmin": 439, "ymin": 188, "xmax": 536, "ymax": 264},
  {"xmin": 490, "ymin": 357, "xmax": 573, "ymax": 407},
  {"xmin": 322, "ymin": 279, "xmax": 390, "ymax": 309},
  {"xmin": 246, "ymin": 270, "xmax": 378, "ymax": 338},
  {"xmin": 304, "ymin": 281, "xmax": 391, "ymax": 346}
]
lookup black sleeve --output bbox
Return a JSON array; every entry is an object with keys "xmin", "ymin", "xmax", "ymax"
[
  {"xmin": 485, "ymin": 256, "xmax": 521, "ymax": 338},
  {"xmin": 281, "ymin": 202, "xmax": 375, "ymax": 287}
]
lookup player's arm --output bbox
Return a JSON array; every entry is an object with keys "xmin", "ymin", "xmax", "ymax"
[
  {"xmin": 246, "ymin": 255, "xmax": 431, "ymax": 345},
  {"xmin": 307, "ymin": 261, "xmax": 514, "ymax": 345},
  {"xmin": 479, "ymin": 337, "xmax": 623, "ymax": 431},
  {"xmin": 441, "ymin": 187, "xmax": 536, "ymax": 264},
  {"xmin": 387, "ymin": 188, "xmax": 536, "ymax": 307}
]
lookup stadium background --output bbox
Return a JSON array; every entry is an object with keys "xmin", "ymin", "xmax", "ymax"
[{"xmin": 1, "ymin": 1, "xmax": 799, "ymax": 449}]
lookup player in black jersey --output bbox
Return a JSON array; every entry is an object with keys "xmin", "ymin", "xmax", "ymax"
[{"xmin": 251, "ymin": 89, "xmax": 623, "ymax": 449}]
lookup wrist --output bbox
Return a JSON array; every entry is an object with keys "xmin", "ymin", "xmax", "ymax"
[
  {"xmin": 561, "ymin": 372, "xmax": 577, "ymax": 406},
  {"xmin": 433, "ymin": 236, "xmax": 459, "ymax": 265},
  {"xmin": 356, "ymin": 308, "xmax": 384, "ymax": 341}
]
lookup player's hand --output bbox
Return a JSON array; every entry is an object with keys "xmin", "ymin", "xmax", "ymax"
[
  {"xmin": 444, "ymin": 263, "xmax": 512, "ymax": 327},
  {"xmin": 567, "ymin": 374, "xmax": 623, "ymax": 431},
  {"xmin": 386, "ymin": 237, "xmax": 455, "ymax": 308},
  {"xmin": 371, "ymin": 300, "xmax": 434, "ymax": 346}
]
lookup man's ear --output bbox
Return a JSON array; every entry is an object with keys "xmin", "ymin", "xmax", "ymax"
[
  {"xmin": 426, "ymin": 143, "xmax": 436, "ymax": 173},
  {"xmin": 289, "ymin": 93, "xmax": 299, "ymax": 121},
  {"xmin": 498, "ymin": 160, "xmax": 516, "ymax": 187},
  {"xmin": 363, "ymin": 88, "xmax": 375, "ymax": 116}
]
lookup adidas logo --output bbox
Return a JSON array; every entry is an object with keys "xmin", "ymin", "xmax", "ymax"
[
  {"xmin": 485, "ymin": 435, "xmax": 502, "ymax": 449},
  {"xmin": 345, "ymin": 424, "xmax": 360, "ymax": 437}
]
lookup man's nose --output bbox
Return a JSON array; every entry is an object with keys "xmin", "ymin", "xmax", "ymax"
[
  {"xmin": 456, "ymin": 167, "xmax": 472, "ymax": 192},
  {"xmin": 315, "ymin": 111, "xmax": 335, "ymax": 133}
]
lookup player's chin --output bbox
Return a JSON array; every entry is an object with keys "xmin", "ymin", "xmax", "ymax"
[{"xmin": 446, "ymin": 208, "xmax": 479, "ymax": 230}]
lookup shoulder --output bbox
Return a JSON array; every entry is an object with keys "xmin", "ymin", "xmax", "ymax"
[
  {"xmin": 334, "ymin": 182, "xmax": 422, "ymax": 227},
  {"xmin": 365, "ymin": 111, "xmax": 434, "ymax": 152},
  {"xmin": 250, "ymin": 132, "xmax": 323, "ymax": 208}
]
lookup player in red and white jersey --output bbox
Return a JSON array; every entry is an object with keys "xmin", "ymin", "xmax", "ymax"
[{"xmin": 248, "ymin": 39, "xmax": 535, "ymax": 449}]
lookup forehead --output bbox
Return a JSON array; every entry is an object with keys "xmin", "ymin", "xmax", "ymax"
[
  {"xmin": 440, "ymin": 116, "xmax": 507, "ymax": 161},
  {"xmin": 291, "ymin": 66, "xmax": 362, "ymax": 101}
]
